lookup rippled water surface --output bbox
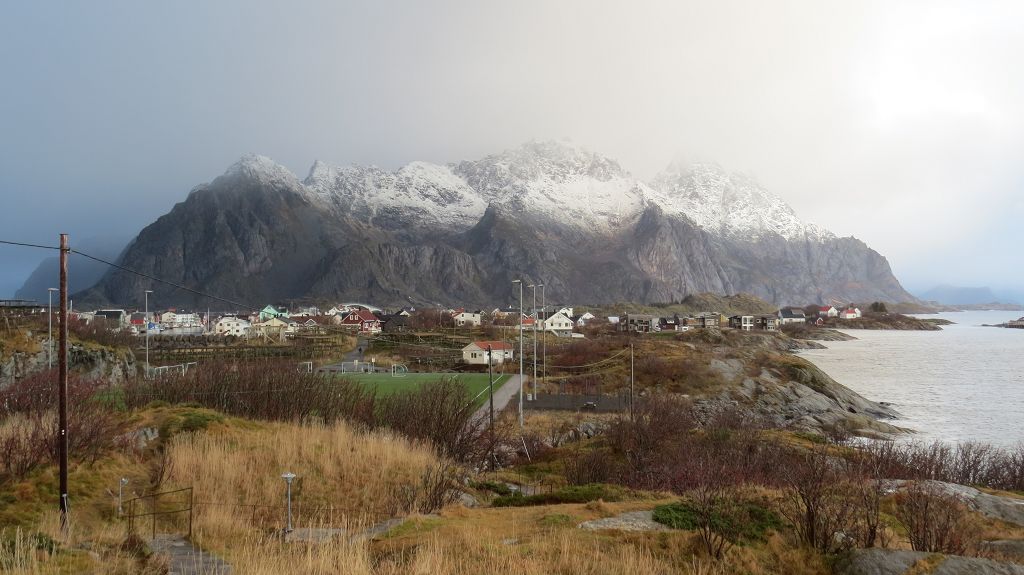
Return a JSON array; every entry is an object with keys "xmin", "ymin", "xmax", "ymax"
[{"xmin": 799, "ymin": 311, "xmax": 1024, "ymax": 445}]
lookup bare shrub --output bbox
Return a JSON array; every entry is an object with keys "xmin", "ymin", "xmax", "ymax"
[
  {"xmin": 892, "ymin": 482, "xmax": 976, "ymax": 554},
  {"xmin": 608, "ymin": 393, "xmax": 695, "ymax": 488},
  {"xmin": 0, "ymin": 372, "xmax": 126, "ymax": 480},
  {"xmin": 780, "ymin": 448, "xmax": 858, "ymax": 554},
  {"xmin": 122, "ymin": 361, "xmax": 377, "ymax": 426},
  {"xmin": 391, "ymin": 460, "xmax": 463, "ymax": 515},
  {"xmin": 377, "ymin": 378, "xmax": 500, "ymax": 465},
  {"xmin": 564, "ymin": 448, "xmax": 615, "ymax": 486}
]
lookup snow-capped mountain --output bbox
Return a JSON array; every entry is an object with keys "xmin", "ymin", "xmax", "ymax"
[
  {"xmin": 649, "ymin": 162, "xmax": 833, "ymax": 241},
  {"xmin": 80, "ymin": 141, "xmax": 914, "ymax": 308}
]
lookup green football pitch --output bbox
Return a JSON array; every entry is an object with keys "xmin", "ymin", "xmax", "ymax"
[{"xmin": 337, "ymin": 372, "xmax": 511, "ymax": 407}]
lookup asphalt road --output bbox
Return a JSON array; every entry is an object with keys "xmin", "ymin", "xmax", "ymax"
[{"xmin": 473, "ymin": 374, "xmax": 525, "ymax": 422}]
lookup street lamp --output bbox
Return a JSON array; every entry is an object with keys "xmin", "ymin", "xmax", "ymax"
[
  {"xmin": 540, "ymin": 284, "xmax": 546, "ymax": 392},
  {"xmin": 512, "ymin": 279, "xmax": 524, "ymax": 427},
  {"xmin": 118, "ymin": 478, "xmax": 129, "ymax": 515},
  {"xmin": 47, "ymin": 288, "xmax": 58, "ymax": 369},
  {"xmin": 144, "ymin": 290, "xmax": 153, "ymax": 375},
  {"xmin": 281, "ymin": 472, "xmax": 296, "ymax": 533},
  {"xmin": 528, "ymin": 284, "xmax": 538, "ymax": 402}
]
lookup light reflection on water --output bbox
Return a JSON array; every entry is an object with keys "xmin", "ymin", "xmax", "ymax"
[{"xmin": 798, "ymin": 310, "xmax": 1024, "ymax": 446}]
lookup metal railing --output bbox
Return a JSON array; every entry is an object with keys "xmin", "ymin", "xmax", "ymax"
[{"xmin": 124, "ymin": 487, "xmax": 194, "ymax": 540}]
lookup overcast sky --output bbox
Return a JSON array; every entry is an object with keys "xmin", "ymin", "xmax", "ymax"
[{"xmin": 2, "ymin": 0, "xmax": 1022, "ymax": 298}]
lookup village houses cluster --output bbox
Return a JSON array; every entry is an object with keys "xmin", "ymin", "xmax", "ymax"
[{"xmin": 71, "ymin": 301, "xmax": 865, "ymax": 367}]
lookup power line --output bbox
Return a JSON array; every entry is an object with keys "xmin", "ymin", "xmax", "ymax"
[
  {"xmin": 0, "ymin": 239, "xmax": 61, "ymax": 250},
  {"xmin": 71, "ymin": 249, "xmax": 259, "ymax": 313}
]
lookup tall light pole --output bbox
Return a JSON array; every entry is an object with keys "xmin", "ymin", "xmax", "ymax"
[
  {"xmin": 47, "ymin": 288, "xmax": 58, "ymax": 369},
  {"xmin": 540, "ymin": 284, "xmax": 546, "ymax": 393},
  {"xmin": 512, "ymin": 279, "xmax": 524, "ymax": 427},
  {"xmin": 528, "ymin": 284, "xmax": 538, "ymax": 402},
  {"xmin": 144, "ymin": 290, "xmax": 153, "ymax": 375}
]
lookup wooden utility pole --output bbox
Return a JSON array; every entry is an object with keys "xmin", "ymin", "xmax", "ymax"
[
  {"xmin": 58, "ymin": 233, "xmax": 69, "ymax": 532},
  {"xmin": 487, "ymin": 345, "xmax": 494, "ymax": 430},
  {"xmin": 629, "ymin": 343, "xmax": 634, "ymax": 421}
]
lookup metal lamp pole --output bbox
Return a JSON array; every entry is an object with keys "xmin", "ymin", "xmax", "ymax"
[
  {"xmin": 144, "ymin": 290, "xmax": 153, "ymax": 375},
  {"xmin": 528, "ymin": 284, "xmax": 538, "ymax": 402},
  {"xmin": 47, "ymin": 287, "xmax": 57, "ymax": 369},
  {"xmin": 540, "ymin": 284, "xmax": 546, "ymax": 392},
  {"xmin": 281, "ymin": 472, "xmax": 296, "ymax": 533},
  {"xmin": 512, "ymin": 279, "xmax": 524, "ymax": 427},
  {"xmin": 118, "ymin": 478, "xmax": 129, "ymax": 515}
]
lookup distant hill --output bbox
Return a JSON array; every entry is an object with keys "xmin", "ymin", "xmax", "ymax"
[
  {"xmin": 14, "ymin": 235, "xmax": 131, "ymax": 303},
  {"xmin": 918, "ymin": 284, "xmax": 1011, "ymax": 306}
]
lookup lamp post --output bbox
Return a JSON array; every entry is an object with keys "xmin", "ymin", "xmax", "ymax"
[
  {"xmin": 281, "ymin": 472, "xmax": 296, "ymax": 533},
  {"xmin": 540, "ymin": 284, "xmax": 546, "ymax": 393},
  {"xmin": 512, "ymin": 279, "xmax": 524, "ymax": 427},
  {"xmin": 118, "ymin": 478, "xmax": 129, "ymax": 515},
  {"xmin": 47, "ymin": 288, "xmax": 58, "ymax": 369},
  {"xmin": 144, "ymin": 290, "xmax": 153, "ymax": 375},
  {"xmin": 528, "ymin": 284, "xmax": 538, "ymax": 402}
]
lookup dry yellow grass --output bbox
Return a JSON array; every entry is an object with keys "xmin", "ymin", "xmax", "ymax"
[{"xmin": 164, "ymin": 418, "xmax": 443, "ymax": 549}]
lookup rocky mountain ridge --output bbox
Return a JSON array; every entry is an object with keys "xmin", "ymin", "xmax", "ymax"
[{"xmin": 79, "ymin": 141, "xmax": 915, "ymax": 308}]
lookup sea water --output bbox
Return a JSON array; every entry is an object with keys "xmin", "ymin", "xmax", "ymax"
[{"xmin": 799, "ymin": 310, "xmax": 1024, "ymax": 445}]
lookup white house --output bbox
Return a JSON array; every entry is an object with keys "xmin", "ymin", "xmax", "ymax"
[
  {"xmin": 777, "ymin": 308, "xmax": 806, "ymax": 324},
  {"xmin": 542, "ymin": 311, "xmax": 575, "ymax": 336},
  {"xmin": 462, "ymin": 341, "xmax": 514, "ymax": 365},
  {"xmin": 215, "ymin": 316, "xmax": 251, "ymax": 337},
  {"xmin": 818, "ymin": 306, "xmax": 839, "ymax": 318},
  {"xmin": 453, "ymin": 310, "xmax": 482, "ymax": 327},
  {"xmin": 555, "ymin": 307, "xmax": 574, "ymax": 318},
  {"xmin": 840, "ymin": 307, "xmax": 862, "ymax": 320},
  {"xmin": 575, "ymin": 311, "xmax": 596, "ymax": 327}
]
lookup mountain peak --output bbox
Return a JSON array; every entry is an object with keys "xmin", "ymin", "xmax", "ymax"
[
  {"xmin": 649, "ymin": 161, "xmax": 831, "ymax": 241},
  {"xmin": 223, "ymin": 154, "xmax": 301, "ymax": 188}
]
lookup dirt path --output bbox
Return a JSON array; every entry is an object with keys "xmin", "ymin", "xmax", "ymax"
[{"xmin": 150, "ymin": 535, "xmax": 231, "ymax": 575}]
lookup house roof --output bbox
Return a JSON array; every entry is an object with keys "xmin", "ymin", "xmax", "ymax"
[
  {"xmin": 466, "ymin": 341, "xmax": 513, "ymax": 351},
  {"xmin": 345, "ymin": 309, "xmax": 379, "ymax": 322},
  {"xmin": 779, "ymin": 308, "xmax": 806, "ymax": 318}
]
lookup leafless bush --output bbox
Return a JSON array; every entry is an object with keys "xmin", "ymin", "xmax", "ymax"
[
  {"xmin": 892, "ymin": 482, "xmax": 976, "ymax": 554},
  {"xmin": 608, "ymin": 393, "xmax": 696, "ymax": 488},
  {"xmin": 564, "ymin": 447, "xmax": 616, "ymax": 485},
  {"xmin": 377, "ymin": 378, "xmax": 501, "ymax": 465},
  {"xmin": 860, "ymin": 440, "xmax": 1024, "ymax": 492},
  {"xmin": 780, "ymin": 448, "xmax": 858, "ymax": 554},
  {"xmin": 390, "ymin": 460, "xmax": 462, "ymax": 515},
  {"xmin": 123, "ymin": 360, "xmax": 377, "ymax": 426},
  {"xmin": 68, "ymin": 316, "xmax": 136, "ymax": 349},
  {"xmin": 0, "ymin": 371, "xmax": 126, "ymax": 480},
  {"xmin": 689, "ymin": 461, "xmax": 746, "ymax": 559}
]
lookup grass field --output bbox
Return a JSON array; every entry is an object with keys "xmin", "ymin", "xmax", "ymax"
[{"xmin": 339, "ymin": 372, "xmax": 511, "ymax": 408}]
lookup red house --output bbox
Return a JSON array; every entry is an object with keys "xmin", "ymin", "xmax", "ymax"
[{"xmin": 340, "ymin": 309, "xmax": 382, "ymax": 333}]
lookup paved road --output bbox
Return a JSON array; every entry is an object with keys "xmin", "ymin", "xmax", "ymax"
[{"xmin": 473, "ymin": 374, "xmax": 525, "ymax": 422}]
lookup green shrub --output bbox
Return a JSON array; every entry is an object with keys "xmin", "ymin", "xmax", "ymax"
[
  {"xmin": 492, "ymin": 484, "xmax": 626, "ymax": 507},
  {"xmin": 652, "ymin": 500, "xmax": 783, "ymax": 544},
  {"xmin": 470, "ymin": 480, "xmax": 514, "ymax": 496},
  {"xmin": 538, "ymin": 513, "xmax": 573, "ymax": 527}
]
